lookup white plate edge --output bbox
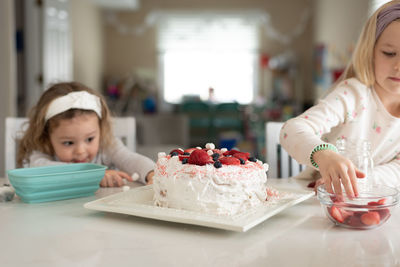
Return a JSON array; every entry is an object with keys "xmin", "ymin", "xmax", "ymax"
[{"xmin": 84, "ymin": 185, "xmax": 315, "ymax": 232}]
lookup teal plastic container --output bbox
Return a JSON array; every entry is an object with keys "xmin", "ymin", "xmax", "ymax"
[{"xmin": 7, "ymin": 163, "xmax": 107, "ymax": 203}]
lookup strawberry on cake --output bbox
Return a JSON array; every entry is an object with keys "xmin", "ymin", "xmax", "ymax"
[{"xmin": 153, "ymin": 143, "xmax": 269, "ymax": 216}]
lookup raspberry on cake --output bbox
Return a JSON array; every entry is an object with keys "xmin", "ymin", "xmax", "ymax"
[{"xmin": 153, "ymin": 143, "xmax": 269, "ymax": 216}]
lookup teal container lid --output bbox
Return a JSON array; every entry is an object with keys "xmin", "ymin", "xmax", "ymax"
[{"xmin": 7, "ymin": 163, "xmax": 107, "ymax": 203}]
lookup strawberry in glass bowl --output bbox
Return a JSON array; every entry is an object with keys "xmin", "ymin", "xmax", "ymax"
[{"xmin": 317, "ymin": 184, "xmax": 399, "ymax": 229}]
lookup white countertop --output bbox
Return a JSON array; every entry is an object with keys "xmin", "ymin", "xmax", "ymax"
[{"xmin": 1, "ymin": 177, "xmax": 400, "ymax": 267}]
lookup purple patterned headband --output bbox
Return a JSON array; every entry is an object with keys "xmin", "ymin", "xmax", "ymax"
[{"xmin": 376, "ymin": 3, "xmax": 400, "ymax": 41}]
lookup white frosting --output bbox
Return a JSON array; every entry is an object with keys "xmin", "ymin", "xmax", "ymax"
[{"xmin": 153, "ymin": 154, "xmax": 268, "ymax": 216}]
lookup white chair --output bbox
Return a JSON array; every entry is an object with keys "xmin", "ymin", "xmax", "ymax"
[
  {"xmin": 5, "ymin": 117, "xmax": 29, "ymax": 174},
  {"xmin": 4, "ymin": 116, "xmax": 136, "ymax": 176},
  {"xmin": 265, "ymin": 121, "xmax": 305, "ymax": 178}
]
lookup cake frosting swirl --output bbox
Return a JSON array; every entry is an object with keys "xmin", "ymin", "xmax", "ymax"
[{"xmin": 153, "ymin": 143, "xmax": 269, "ymax": 215}]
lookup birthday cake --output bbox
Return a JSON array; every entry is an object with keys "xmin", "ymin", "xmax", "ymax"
[{"xmin": 153, "ymin": 143, "xmax": 269, "ymax": 215}]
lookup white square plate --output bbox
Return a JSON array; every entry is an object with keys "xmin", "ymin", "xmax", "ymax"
[{"xmin": 84, "ymin": 185, "xmax": 314, "ymax": 232}]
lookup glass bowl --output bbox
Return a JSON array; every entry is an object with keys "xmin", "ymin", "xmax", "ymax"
[{"xmin": 317, "ymin": 184, "xmax": 400, "ymax": 230}]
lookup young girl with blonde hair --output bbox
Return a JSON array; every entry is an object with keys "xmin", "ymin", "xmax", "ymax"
[
  {"xmin": 18, "ymin": 82, "xmax": 155, "ymax": 187},
  {"xmin": 280, "ymin": 0, "xmax": 400, "ymax": 197}
]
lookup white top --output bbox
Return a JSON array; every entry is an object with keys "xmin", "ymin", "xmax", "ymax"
[
  {"xmin": 29, "ymin": 138, "xmax": 155, "ymax": 184},
  {"xmin": 280, "ymin": 78, "xmax": 400, "ymax": 188}
]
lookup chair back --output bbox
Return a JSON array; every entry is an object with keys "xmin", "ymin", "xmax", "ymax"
[
  {"xmin": 5, "ymin": 117, "xmax": 29, "ymax": 173},
  {"xmin": 4, "ymin": 117, "xmax": 136, "ymax": 176},
  {"xmin": 265, "ymin": 121, "xmax": 305, "ymax": 178}
]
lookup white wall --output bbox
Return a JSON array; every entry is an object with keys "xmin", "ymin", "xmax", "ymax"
[
  {"xmin": 71, "ymin": 0, "xmax": 103, "ymax": 90},
  {"xmin": 314, "ymin": 0, "xmax": 369, "ymax": 67},
  {"xmin": 0, "ymin": 0, "xmax": 17, "ymax": 176},
  {"xmin": 313, "ymin": 0, "xmax": 370, "ymax": 97}
]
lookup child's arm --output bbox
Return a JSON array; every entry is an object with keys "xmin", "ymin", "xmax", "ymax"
[
  {"xmin": 279, "ymin": 79, "xmax": 369, "ymax": 196},
  {"xmin": 103, "ymin": 138, "xmax": 155, "ymax": 185},
  {"xmin": 280, "ymin": 79, "xmax": 364, "ymax": 166}
]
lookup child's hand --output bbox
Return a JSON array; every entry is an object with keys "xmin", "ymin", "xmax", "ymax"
[
  {"xmin": 312, "ymin": 150, "xmax": 365, "ymax": 197},
  {"xmin": 145, "ymin": 171, "xmax": 154, "ymax": 185},
  {"xmin": 100, "ymin": 170, "xmax": 133, "ymax": 187},
  {"xmin": 308, "ymin": 178, "xmax": 325, "ymax": 194}
]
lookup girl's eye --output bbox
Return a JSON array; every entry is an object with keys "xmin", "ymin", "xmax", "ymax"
[
  {"xmin": 86, "ymin": 137, "xmax": 95, "ymax": 143},
  {"xmin": 383, "ymin": 51, "xmax": 396, "ymax": 57},
  {"xmin": 62, "ymin": 141, "xmax": 73, "ymax": 146}
]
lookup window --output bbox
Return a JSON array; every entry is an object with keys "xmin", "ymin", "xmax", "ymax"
[
  {"xmin": 157, "ymin": 13, "xmax": 259, "ymax": 104},
  {"xmin": 43, "ymin": 0, "xmax": 73, "ymax": 87}
]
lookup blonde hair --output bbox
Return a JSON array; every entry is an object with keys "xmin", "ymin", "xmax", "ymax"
[
  {"xmin": 17, "ymin": 82, "xmax": 114, "ymax": 167},
  {"xmin": 339, "ymin": 0, "xmax": 400, "ymax": 86}
]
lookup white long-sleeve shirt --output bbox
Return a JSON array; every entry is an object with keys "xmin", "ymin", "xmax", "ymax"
[
  {"xmin": 280, "ymin": 78, "xmax": 400, "ymax": 188},
  {"xmin": 29, "ymin": 138, "xmax": 155, "ymax": 184}
]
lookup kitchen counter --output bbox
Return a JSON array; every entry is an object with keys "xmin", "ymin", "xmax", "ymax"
[{"xmin": 1, "ymin": 178, "xmax": 399, "ymax": 267}]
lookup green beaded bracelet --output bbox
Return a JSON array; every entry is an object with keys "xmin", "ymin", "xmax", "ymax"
[{"xmin": 310, "ymin": 143, "xmax": 338, "ymax": 169}]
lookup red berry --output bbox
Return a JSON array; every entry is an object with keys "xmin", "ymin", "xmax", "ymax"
[
  {"xmin": 184, "ymin": 148, "xmax": 197, "ymax": 154},
  {"xmin": 233, "ymin": 152, "xmax": 250, "ymax": 160},
  {"xmin": 223, "ymin": 149, "xmax": 241, "ymax": 156},
  {"xmin": 219, "ymin": 157, "xmax": 241, "ymax": 165},
  {"xmin": 340, "ymin": 208, "xmax": 353, "ymax": 220},
  {"xmin": 368, "ymin": 198, "xmax": 387, "ymax": 206},
  {"xmin": 377, "ymin": 198, "xmax": 387, "ymax": 205},
  {"xmin": 307, "ymin": 181, "xmax": 316, "ymax": 188},
  {"xmin": 377, "ymin": 208, "xmax": 391, "ymax": 221},
  {"xmin": 367, "ymin": 201, "xmax": 380, "ymax": 206},
  {"xmin": 188, "ymin": 149, "xmax": 213, "ymax": 166},
  {"xmin": 346, "ymin": 215, "xmax": 363, "ymax": 227},
  {"xmin": 360, "ymin": 211, "xmax": 380, "ymax": 226},
  {"xmin": 330, "ymin": 206, "xmax": 344, "ymax": 223}
]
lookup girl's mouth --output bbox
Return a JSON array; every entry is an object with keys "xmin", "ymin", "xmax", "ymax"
[{"xmin": 73, "ymin": 159, "xmax": 88, "ymax": 163}]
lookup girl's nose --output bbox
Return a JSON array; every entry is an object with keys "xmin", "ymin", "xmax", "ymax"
[
  {"xmin": 75, "ymin": 143, "xmax": 86, "ymax": 155},
  {"xmin": 395, "ymin": 61, "xmax": 400, "ymax": 71}
]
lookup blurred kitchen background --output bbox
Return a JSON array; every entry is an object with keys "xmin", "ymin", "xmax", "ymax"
[{"xmin": 0, "ymin": 0, "xmax": 388, "ymax": 174}]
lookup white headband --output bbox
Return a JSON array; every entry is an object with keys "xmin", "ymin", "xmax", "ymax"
[{"xmin": 45, "ymin": 91, "xmax": 102, "ymax": 121}]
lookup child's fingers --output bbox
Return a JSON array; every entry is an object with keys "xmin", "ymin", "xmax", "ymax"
[
  {"xmin": 348, "ymin": 169, "xmax": 359, "ymax": 197},
  {"xmin": 100, "ymin": 178, "xmax": 107, "ymax": 187},
  {"xmin": 114, "ymin": 177, "xmax": 124, "ymax": 187},
  {"xmin": 332, "ymin": 176, "xmax": 343, "ymax": 196},
  {"xmin": 341, "ymin": 173, "xmax": 355, "ymax": 198},
  {"xmin": 116, "ymin": 171, "xmax": 134, "ymax": 182},
  {"xmin": 107, "ymin": 176, "xmax": 115, "ymax": 187},
  {"xmin": 323, "ymin": 176, "xmax": 334, "ymax": 194}
]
